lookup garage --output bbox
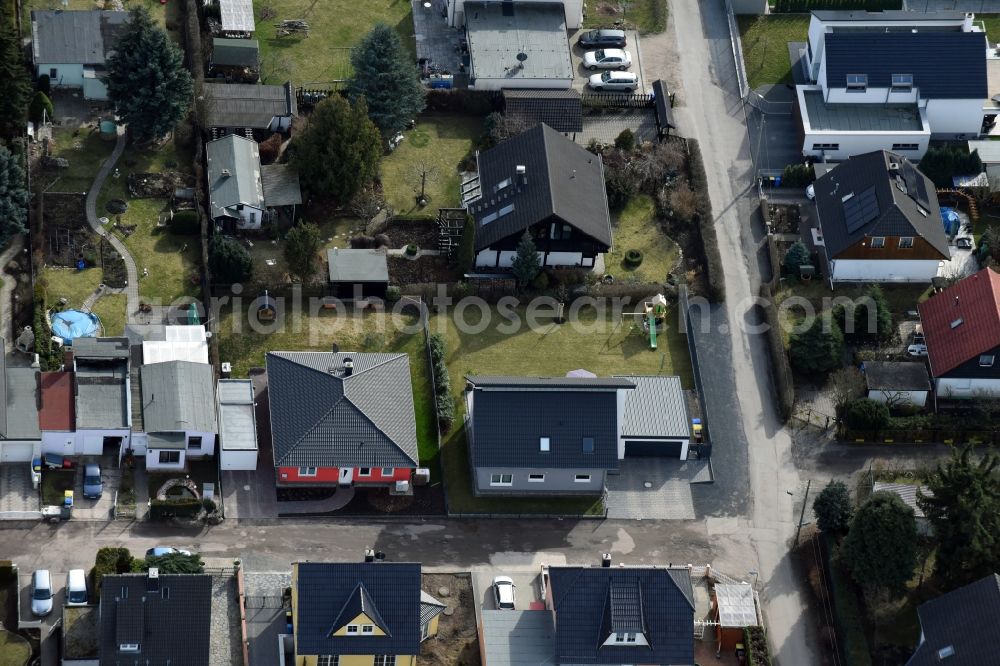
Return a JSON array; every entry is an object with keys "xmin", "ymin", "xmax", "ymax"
[
  {"xmin": 624, "ymin": 439, "xmax": 685, "ymax": 458},
  {"xmin": 0, "ymin": 442, "xmax": 37, "ymax": 463},
  {"xmin": 218, "ymin": 379, "xmax": 258, "ymax": 471},
  {"xmin": 615, "ymin": 375, "xmax": 691, "ymax": 460}
]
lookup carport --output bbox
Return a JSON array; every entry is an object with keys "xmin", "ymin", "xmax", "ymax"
[
  {"xmin": 615, "ymin": 375, "xmax": 691, "ymax": 459},
  {"xmin": 326, "ymin": 248, "xmax": 389, "ymax": 300}
]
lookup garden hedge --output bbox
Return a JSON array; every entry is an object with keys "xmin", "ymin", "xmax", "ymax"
[
  {"xmin": 758, "ymin": 284, "xmax": 795, "ymax": 422},
  {"xmin": 93, "ymin": 547, "xmax": 134, "ymax": 597},
  {"xmin": 686, "ymin": 139, "xmax": 726, "ymax": 302},
  {"xmin": 149, "ymin": 497, "xmax": 202, "ymax": 520},
  {"xmin": 428, "ymin": 332, "xmax": 454, "ymax": 429},
  {"xmin": 170, "ymin": 209, "xmax": 200, "ymax": 235},
  {"xmin": 773, "ymin": 0, "xmax": 899, "ymax": 11}
]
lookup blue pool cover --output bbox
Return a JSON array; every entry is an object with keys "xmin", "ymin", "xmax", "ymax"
[{"xmin": 49, "ymin": 310, "xmax": 100, "ymax": 343}]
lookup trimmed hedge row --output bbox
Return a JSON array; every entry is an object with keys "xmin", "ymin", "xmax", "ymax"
[
  {"xmin": 686, "ymin": 138, "xmax": 725, "ymax": 302},
  {"xmin": 773, "ymin": 0, "xmax": 899, "ymax": 11},
  {"xmin": 744, "ymin": 626, "xmax": 772, "ymax": 666},
  {"xmin": 428, "ymin": 333, "xmax": 454, "ymax": 429},
  {"xmin": 149, "ymin": 497, "xmax": 202, "ymax": 520},
  {"xmin": 759, "ymin": 284, "xmax": 795, "ymax": 422}
]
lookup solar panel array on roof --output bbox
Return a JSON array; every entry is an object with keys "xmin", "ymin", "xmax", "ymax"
[
  {"xmin": 843, "ymin": 185, "xmax": 880, "ymax": 233},
  {"xmin": 609, "ymin": 579, "xmax": 644, "ymax": 633},
  {"xmin": 902, "ymin": 161, "xmax": 929, "ymax": 207}
]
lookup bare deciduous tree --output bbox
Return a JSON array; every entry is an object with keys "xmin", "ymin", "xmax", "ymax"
[
  {"xmin": 669, "ymin": 183, "xmax": 698, "ymax": 223},
  {"xmin": 349, "ymin": 187, "xmax": 391, "ymax": 223},
  {"xmin": 829, "ymin": 367, "xmax": 866, "ymax": 413},
  {"xmin": 408, "ymin": 160, "xmax": 438, "ymax": 205}
]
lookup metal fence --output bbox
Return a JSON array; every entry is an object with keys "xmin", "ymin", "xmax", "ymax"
[
  {"xmin": 244, "ymin": 595, "xmax": 286, "ymax": 609},
  {"xmin": 724, "ymin": 0, "xmax": 750, "ymax": 99},
  {"xmin": 581, "ymin": 92, "xmax": 655, "ymax": 109}
]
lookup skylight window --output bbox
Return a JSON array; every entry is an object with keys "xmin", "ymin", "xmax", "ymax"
[
  {"xmin": 540, "ymin": 437, "xmax": 550, "ymax": 452},
  {"xmin": 495, "ymin": 178, "xmax": 512, "ymax": 192},
  {"xmin": 846, "ymin": 74, "xmax": 867, "ymax": 91},
  {"xmin": 951, "ymin": 318, "xmax": 964, "ymax": 329},
  {"xmin": 891, "ymin": 74, "xmax": 913, "ymax": 91}
]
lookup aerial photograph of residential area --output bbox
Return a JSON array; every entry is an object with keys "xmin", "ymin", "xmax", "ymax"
[{"xmin": 1, "ymin": 0, "xmax": 1000, "ymax": 663}]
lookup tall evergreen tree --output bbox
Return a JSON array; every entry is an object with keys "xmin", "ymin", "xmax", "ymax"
[
  {"xmin": 105, "ymin": 7, "xmax": 193, "ymax": 140},
  {"xmin": 841, "ymin": 491, "xmax": 918, "ymax": 598},
  {"xmin": 511, "ymin": 231, "xmax": 541, "ymax": 288},
  {"xmin": 789, "ymin": 316, "xmax": 844, "ymax": 374},
  {"xmin": 918, "ymin": 446, "xmax": 1000, "ymax": 588},
  {"xmin": 283, "ymin": 223, "xmax": 322, "ymax": 284},
  {"xmin": 0, "ymin": 146, "xmax": 29, "ymax": 247},
  {"xmin": 813, "ymin": 480, "xmax": 853, "ymax": 534},
  {"xmin": 0, "ymin": 18, "xmax": 32, "ymax": 137},
  {"xmin": 348, "ymin": 23, "xmax": 425, "ymax": 138},
  {"xmin": 291, "ymin": 95, "xmax": 381, "ymax": 203}
]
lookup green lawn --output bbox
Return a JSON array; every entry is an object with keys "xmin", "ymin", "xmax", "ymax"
[
  {"xmin": 41, "ymin": 470, "xmax": 75, "ymax": 506},
  {"xmin": 980, "ymin": 15, "xmax": 1000, "ymax": 43},
  {"xmin": 380, "ymin": 116, "xmax": 481, "ymax": 216},
  {"xmin": 39, "ymin": 127, "xmax": 115, "ymax": 194},
  {"xmin": 246, "ymin": 217, "xmax": 364, "ymax": 287},
  {"xmin": 255, "ymin": 0, "xmax": 414, "ymax": 85},
  {"xmin": 581, "ymin": 0, "xmax": 666, "ymax": 34},
  {"xmin": 737, "ymin": 15, "xmax": 809, "ymax": 90},
  {"xmin": 92, "ymin": 293, "xmax": 127, "ymax": 336},
  {"xmin": 216, "ymin": 306, "xmax": 440, "ymax": 473},
  {"xmin": 41, "ymin": 267, "xmax": 102, "ymax": 308},
  {"xmin": 431, "ymin": 305, "xmax": 692, "ymax": 514},
  {"xmin": 607, "ymin": 195, "xmax": 680, "ymax": 283},
  {"xmin": 0, "ymin": 629, "xmax": 31, "ymax": 666}
]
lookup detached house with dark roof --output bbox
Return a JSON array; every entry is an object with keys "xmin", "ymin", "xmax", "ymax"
[
  {"xmin": 291, "ymin": 560, "xmax": 444, "ymax": 666},
  {"xmin": 202, "ymin": 82, "xmax": 297, "ymax": 134},
  {"xmin": 266, "ymin": 352, "xmax": 420, "ymax": 487},
  {"xmin": 917, "ymin": 268, "xmax": 1000, "ymax": 399},
  {"xmin": 906, "ymin": 573, "xmax": 1000, "ymax": 666},
  {"xmin": 545, "ymin": 559, "xmax": 696, "ymax": 665},
  {"xmin": 813, "ymin": 150, "xmax": 949, "ymax": 283},
  {"xmin": 463, "ymin": 124, "xmax": 612, "ymax": 269},
  {"xmin": 796, "ymin": 11, "xmax": 990, "ymax": 160},
  {"xmin": 31, "ymin": 10, "xmax": 128, "ymax": 101},
  {"xmin": 137, "ymin": 360, "xmax": 218, "ymax": 471},
  {"xmin": 206, "ymin": 134, "xmax": 301, "ymax": 231}
]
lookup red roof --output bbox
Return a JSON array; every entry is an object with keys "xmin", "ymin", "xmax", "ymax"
[
  {"xmin": 39, "ymin": 372, "xmax": 75, "ymax": 431},
  {"xmin": 917, "ymin": 268, "xmax": 1000, "ymax": 377}
]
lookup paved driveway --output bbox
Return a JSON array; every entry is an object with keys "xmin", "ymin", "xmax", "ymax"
[
  {"xmin": 0, "ymin": 464, "xmax": 38, "ymax": 517},
  {"xmin": 569, "ymin": 29, "xmax": 646, "ymax": 93},
  {"xmin": 605, "ymin": 459, "xmax": 696, "ymax": 520},
  {"xmin": 244, "ymin": 572, "xmax": 292, "ymax": 666},
  {"xmin": 71, "ymin": 455, "xmax": 119, "ymax": 521}
]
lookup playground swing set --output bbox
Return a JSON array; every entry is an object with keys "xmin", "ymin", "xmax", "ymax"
[{"xmin": 621, "ymin": 293, "xmax": 669, "ymax": 350}]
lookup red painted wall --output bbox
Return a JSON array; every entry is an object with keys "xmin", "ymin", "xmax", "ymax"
[
  {"xmin": 277, "ymin": 467, "xmax": 413, "ymax": 484},
  {"xmin": 353, "ymin": 467, "xmax": 412, "ymax": 484}
]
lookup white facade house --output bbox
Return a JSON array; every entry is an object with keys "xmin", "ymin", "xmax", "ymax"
[
  {"xmin": 30, "ymin": 10, "xmax": 128, "ymax": 101},
  {"xmin": 140, "ymin": 361, "xmax": 218, "ymax": 472},
  {"xmin": 446, "ymin": 0, "xmax": 582, "ymax": 29},
  {"xmin": 796, "ymin": 10, "xmax": 990, "ymax": 161}
]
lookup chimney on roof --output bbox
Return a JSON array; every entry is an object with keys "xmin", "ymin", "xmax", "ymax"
[
  {"xmin": 343, "ymin": 357, "xmax": 354, "ymax": 377},
  {"xmin": 364, "ymin": 548, "xmax": 375, "ymax": 563},
  {"xmin": 147, "ymin": 568, "xmax": 159, "ymax": 592},
  {"xmin": 601, "ymin": 553, "xmax": 612, "ymax": 568},
  {"xmin": 956, "ymin": 296, "xmax": 960, "ymax": 305},
  {"xmin": 221, "ymin": 169, "xmax": 231, "ymax": 178},
  {"xmin": 516, "ymin": 164, "xmax": 527, "ymax": 185}
]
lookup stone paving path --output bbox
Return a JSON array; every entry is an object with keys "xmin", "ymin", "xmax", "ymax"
[{"xmin": 83, "ymin": 125, "xmax": 140, "ymax": 324}]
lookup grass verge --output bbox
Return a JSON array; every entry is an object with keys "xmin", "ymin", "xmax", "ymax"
[
  {"xmin": 92, "ymin": 293, "xmax": 127, "ymax": 336},
  {"xmin": 41, "ymin": 469, "xmax": 74, "ymax": 506},
  {"xmin": 582, "ymin": 0, "xmax": 666, "ymax": 34},
  {"xmin": 737, "ymin": 15, "xmax": 809, "ymax": 90}
]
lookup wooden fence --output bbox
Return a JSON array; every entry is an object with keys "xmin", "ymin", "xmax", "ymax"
[{"xmin": 581, "ymin": 92, "xmax": 654, "ymax": 109}]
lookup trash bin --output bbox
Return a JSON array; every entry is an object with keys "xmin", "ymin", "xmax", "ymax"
[{"xmin": 63, "ymin": 489, "xmax": 74, "ymax": 508}]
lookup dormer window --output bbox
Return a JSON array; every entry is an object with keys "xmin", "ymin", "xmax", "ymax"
[
  {"xmin": 891, "ymin": 74, "xmax": 913, "ymax": 92},
  {"xmin": 898, "ymin": 237, "xmax": 914, "ymax": 249},
  {"xmin": 540, "ymin": 437, "xmax": 550, "ymax": 452},
  {"xmin": 362, "ymin": 625, "xmax": 375, "ymax": 634},
  {"xmin": 119, "ymin": 644, "xmax": 140, "ymax": 653},
  {"xmin": 346, "ymin": 624, "xmax": 359, "ymax": 634},
  {"xmin": 870, "ymin": 237, "xmax": 886, "ymax": 248},
  {"xmin": 846, "ymin": 74, "xmax": 867, "ymax": 92}
]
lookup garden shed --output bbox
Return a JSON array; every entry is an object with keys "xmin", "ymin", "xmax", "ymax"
[
  {"xmin": 326, "ymin": 248, "xmax": 389, "ymax": 300},
  {"xmin": 218, "ymin": 379, "xmax": 258, "ymax": 471},
  {"xmin": 863, "ymin": 361, "xmax": 930, "ymax": 408},
  {"xmin": 714, "ymin": 583, "xmax": 759, "ymax": 652}
]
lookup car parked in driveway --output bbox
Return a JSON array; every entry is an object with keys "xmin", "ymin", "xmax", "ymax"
[
  {"xmin": 66, "ymin": 569, "xmax": 88, "ymax": 606},
  {"xmin": 492, "ymin": 575, "xmax": 516, "ymax": 610},
  {"xmin": 146, "ymin": 547, "xmax": 192, "ymax": 558},
  {"xmin": 588, "ymin": 71, "xmax": 639, "ymax": 92},
  {"xmin": 31, "ymin": 569, "xmax": 53, "ymax": 616},
  {"xmin": 583, "ymin": 48, "xmax": 632, "ymax": 70},
  {"xmin": 577, "ymin": 28, "xmax": 626, "ymax": 49},
  {"xmin": 83, "ymin": 464, "xmax": 103, "ymax": 499},
  {"xmin": 907, "ymin": 343, "xmax": 928, "ymax": 357}
]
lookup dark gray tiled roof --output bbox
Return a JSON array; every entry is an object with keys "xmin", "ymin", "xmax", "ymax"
[
  {"xmin": 75, "ymin": 361, "xmax": 129, "ymax": 430},
  {"xmin": 295, "ymin": 562, "xmax": 422, "ymax": 657},
  {"xmin": 907, "ymin": 574, "xmax": 1000, "ymax": 666},
  {"xmin": 206, "ymin": 134, "xmax": 264, "ymax": 220},
  {"xmin": 419, "ymin": 590, "xmax": 446, "ymax": 628},
  {"xmin": 260, "ymin": 164, "xmax": 302, "ymax": 207},
  {"xmin": 140, "ymin": 361, "xmax": 218, "ymax": 433},
  {"xmin": 212, "ymin": 37, "xmax": 260, "ymax": 67},
  {"xmin": 824, "ymin": 31, "xmax": 987, "ymax": 100},
  {"xmin": 98, "ymin": 573, "xmax": 212, "ymax": 665},
  {"xmin": 73, "ymin": 337, "xmax": 130, "ymax": 359},
  {"xmin": 811, "ymin": 9, "xmax": 968, "ymax": 21},
  {"xmin": 615, "ymin": 375, "xmax": 689, "ymax": 440},
  {"xmin": 470, "ymin": 124, "xmax": 613, "ymax": 251},
  {"xmin": 266, "ymin": 352, "xmax": 419, "ymax": 469},
  {"xmin": 503, "ymin": 89, "xmax": 583, "ymax": 134},
  {"xmin": 31, "ymin": 10, "xmax": 128, "ymax": 64},
  {"xmin": 202, "ymin": 82, "xmax": 297, "ymax": 129},
  {"xmin": 467, "ymin": 376, "xmax": 632, "ymax": 469},
  {"xmin": 814, "ymin": 151, "xmax": 949, "ymax": 260},
  {"xmin": 548, "ymin": 566, "xmax": 695, "ymax": 664},
  {"xmin": 466, "ymin": 375, "xmax": 634, "ymax": 389},
  {"xmin": 327, "ymin": 248, "xmax": 390, "ymax": 283},
  {"xmin": 864, "ymin": 362, "xmax": 931, "ymax": 391},
  {"xmin": 333, "ymin": 583, "xmax": 390, "ymax": 634}
]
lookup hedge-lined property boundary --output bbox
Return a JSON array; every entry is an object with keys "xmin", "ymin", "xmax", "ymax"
[
  {"xmin": 686, "ymin": 138, "xmax": 726, "ymax": 302},
  {"xmin": 772, "ymin": 0, "xmax": 900, "ymax": 11},
  {"xmin": 429, "ymin": 332, "xmax": 454, "ymax": 428}
]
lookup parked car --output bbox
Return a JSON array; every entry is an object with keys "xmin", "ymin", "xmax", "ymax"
[
  {"xmin": 492, "ymin": 575, "xmax": 516, "ymax": 610},
  {"xmin": 956, "ymin": 237, "xmax": 974, "ymax": 250},
  {"xmin": 31, "ymin": 569, "xmax": 53, "ymax": 616},
  {"xmin": 83, "ymin": 464, "xmax": 103, "ymax": 499},
  {"xmin": 912, "ymin": 324, "xmax": 925, "ymax": 347},
  {"xmin": 588, "ymin": 71, "xmax": 639, "ymax": 92},
  {"xmin": 66, "ymin": 569, "xmax": 88, "ymax": 606},
  {"xmin": 577, "ymin": 28, "xmax": 627, "ymax": 49},
  {"xmin": 583, "ymin": 48, "xmax": 632, "ymax": 70},
  {"xmin": 907, "ymin": 343, "xmax": 928, "ymax": 357},
  {"xmin": 146, "ymin": 547, "xmax": 192, "ymax": 558}
]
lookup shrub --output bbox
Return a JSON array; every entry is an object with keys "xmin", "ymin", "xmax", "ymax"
[
  {"xmin": 813, "ymin": 480, "xmax": 853, "ymax": 534},
  {"xmin": 149, "ymin": 497, "xmax": 202, "ymax": 520},
  {"xmin": 744, "ymin": 626, "xmax": 772, "ymax": 666},
  {"xmin": 94, "ymin": 547, "xmax": 134, "ymax": 597},
  {"xmin": 208, "ymin": 233, "xmax": 253, "ymax": 284},
  {"xmin": 624, "ymin": 249, "xmax": 643, "ymax": 267},
  {"xmin": 258, "ymin": 132, "xmax": 282, "ymax": 165},
  {"xmin": 686, "ymin": 138, "xmax": 725, "ymax": 302},
  {"xmin": 202, "ymin": 498, "xmax": 217, "ymax": 513},
  {"xmin": 919, "ymin": 144, "xmax": 983, "ymax": 188},
  {"xmin": 669, "ymin": 183, "xmax": 698, "ymax": 223},
  {"xmin": 405, "ymin": 243, "xmax": 419, "ymax": 256},
  {"xmin": 37, "ymin": 74, "xmax": 51, "ymax": 95},
  {"xmin": 28, "ymin": 91, "xmax": 54, "ymax": 124},
  {"xmin": 349, "ymin": 235, "xmax": 379, "ymax": 249},
  {"xmin": 385, "ymin": 285, "xmax": 401, "ymax": 302},
  {"xmin": 614, "ymin": 128, "xmax": 635, "ymax": 153},
  {"xmin": 170, "ymin": 209, "xmax": 200, "ymax": 235},
  {"xmin": 783, "ymin": 241, "xmax": 812, "ymax": 275},
  {"xmin": 374, "ymin": 233, "xmax": 391, "ymax": 248},
  {"xmin": 845, "ymin": 398, "xmax": 891, "ymax": 431},
  {"xmin": 781, "ymin": 163, "xmax": 814, "ymax": 188},
  {"xmin": 436, "ymin": 393, "xmax": 455, "ymax": 428},
  {"xmin": 428, "ymin": 332, "xmax": 454, "ymax": 428},
  {"xmin": 789, "ymin": 317, "xmax": 844, "ymax": 375},
  {"xmin": 532, "ymin": 271, "xmax": 549, "ymax": 290}
]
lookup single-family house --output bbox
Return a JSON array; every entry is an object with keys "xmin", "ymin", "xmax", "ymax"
[
  {"xmin": 98, "ymin": 571, "xmax": 212, "ymax": 665},
  {"xmin": 209, "ymin": 38, "xmax": 260, "ymax": 80},
  {"xmin": 502, "ymin": 89, "xmax": 583, "ymax": 135},
  {"xmin": 917, "ymin": 267, "xmax": 1000, "ymax": 399},
  {"xmin": 206, "ymin": 134, "xmax": 301, "ymax": 230},
  {"xmin": 71, "ymin": 338, "xmax": 132, "ymax": 457},
  {"xmin": 445, "ymin": 0, "xmax": 582, "ymax": 29},
  {"xmin": 217, "ymin": 378, "xmax": 258, "ymax": 471},
  {"xmin": 464, "ymin": 375, "xmax": 635, "ymax": 495},
  {"xmin": 30, "ymin": 10, "xmax": 128, "ymax": 101},
  {"xmin": 290, "ymin": 560, "xmax": 443, "ymax": 665},
  {"xmin": 327, "ymin": 248, "xmax": 390, "ymax": 300},
  {"xmin": 266, "ymin": 352, "xmax": 419, "ymax": 487},
  {"xmin": 906, "ymin": 573, "xmax": 1000, "ymax": 665},
  {"xmin": 544, "ymin": 558, "xmax": 696, "ymax": 665},
  {"xmin": 464, "ymin": 2, "xmax": 573, "ymax": 91},
  {"xmin": 463, "ymin": 123, "xmax": 612, "ymax": 269},
  {"xmin": 137, "ymin": 361, "xmax": 218, "ymax": 471},
  {"xmin": 201, "ymin": 82, "xmax": 297, "ymax": 134},
  {"xmin": 0, "ymin": 344, "xmax": 41, "ymax": 463},
  {"xmin": 813, "ymin": 150, "xmax": 949, "ymax": 283},
  {"xmin": 796, "ymin": 11, "xmax": 990, "ymax": 160},
  {"xmin": 863, "ymin": 361, "xmax": 931, "ymax": 408}
]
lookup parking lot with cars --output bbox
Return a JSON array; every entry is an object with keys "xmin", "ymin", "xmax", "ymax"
[{"xmin": 570, "ymin": 28, "xmax": 647, "ymax": 94}]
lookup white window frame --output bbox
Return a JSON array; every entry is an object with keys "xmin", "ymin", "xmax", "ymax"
[
  {"xmin": 846, "ymin": 73, "xmax": 867, "ymax": 91},
  {"xmin": 539, "ymin": 437, "xmax": 550, "ymax": 452},
  {"xmin": 346, "ymin": 624, "xmax": 359, "ymax": 634},
  {"xmin": 119, "ymin": 644, "xmax": 140, "ymax": 653},
  {"xmin": 381, "ymin": 467, "xmax": 393, "ymax": 477},
  {"xmin": 358, "ymin": 468, "xmax": 371, "ymax": 477},
  {"xmin": 159, "ymin": 450, "xmax": 180, "ymax": 464},
  {"xmin": 528, "ymin": 474, "xmax": 545, "ymax": 482},
  {"xmin": 870, "ymin": 237, "xmax": 886, "ymax": 248},
  {"xmin": 298, "ymin": 466, "xmax": 317, "ymax": 477},
  {"xmin": 490, "ymin": 473, "xmax": 513, "ymax": 487},
  {"xmin": 574, "ymin": 474, "xmax": 592, "ymax": 483},
  {"xmin": 362, "ymin": 624, "xmax": 375, "ymax": 634},
  {"xmin": 318, "ymin": 657, "xmax": 339, "ymax": 666},
  {"xmin": 898, "ymin": 237, "xmax": 914, "ymax": 249},
  {"xmin": 980, "ymin": 354, "xmax": 995, "ymax": 367},
  {"xmin": 891, "ymin": 73, "xmax": 913, "ymax": 91},
  {"xmin": 373, "ymin": 656, "xmax": 394, "ymax": 666}
]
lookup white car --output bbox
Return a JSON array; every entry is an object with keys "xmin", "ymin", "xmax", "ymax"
[
  {"xmin": 31, "ymin": 569, "xmax": 53, "ymax": 616},
  {"xmin": 587, "ymin": 71, "xmax": 639, "ymax": 92},
  {"xmin": 492, "ymin": 576, "xmax": 516, "ymax": 610},
  {"xmin": 907, "ymin": 344, "xmax": 928, "ymax": 357},
  {"xmin": 583, "ymin": 48, "xmax": 632, "ymax": 70}
]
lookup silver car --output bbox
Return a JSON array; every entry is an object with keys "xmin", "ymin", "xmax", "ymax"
[
  {"xmin": 83, "ymin": 464, "xmax": 103, "ymax": 499},
  {"xmin": 31, "ymin": 569, "xmax": 53, "ymax": 616},
  {"xmin": 583, "ymin": 48, "xmax": 632, "ymax": 70},
  {"xmin": 587, "ymin": 71, "xmax": 639, "ymax": 92}
]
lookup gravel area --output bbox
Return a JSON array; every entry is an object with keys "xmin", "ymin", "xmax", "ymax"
[{"xmin": 209, "ymin": 573, "xmax": 242, "ymax": 666}]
